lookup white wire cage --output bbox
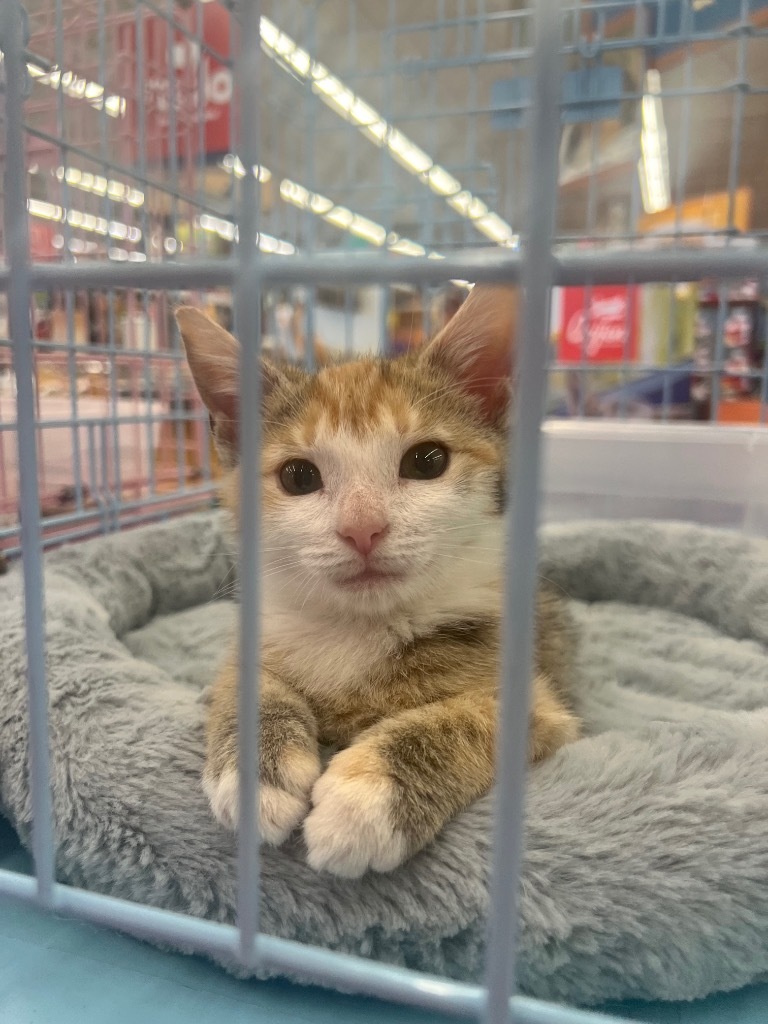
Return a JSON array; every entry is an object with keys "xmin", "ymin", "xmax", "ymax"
[{"xmin": 1, "ymin": 1, "xmax": 768, "ymax": 1023}]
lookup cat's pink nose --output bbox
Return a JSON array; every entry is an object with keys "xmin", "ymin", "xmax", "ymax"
[{"xmin": 337, "ymin": 521, "xmax": 389, "ymax": 556}]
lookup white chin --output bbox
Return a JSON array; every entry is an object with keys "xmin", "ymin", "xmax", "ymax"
[
  {"xmin": 338, "ymin": 578, "xmax": 403, "ymax": 593},
  {"xmin": 332, "ymin": 575, "xmax": 412, "ymax": 605}
]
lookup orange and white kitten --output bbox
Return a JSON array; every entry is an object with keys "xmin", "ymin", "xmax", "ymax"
[{"xmin": 177, "ymin": 284, "xmax": 579, "ymax": 878}]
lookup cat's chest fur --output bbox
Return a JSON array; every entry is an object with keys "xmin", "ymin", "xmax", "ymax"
[{"xmin": 262, "ymin": 605, "xmax": 499, "ymax": 745}]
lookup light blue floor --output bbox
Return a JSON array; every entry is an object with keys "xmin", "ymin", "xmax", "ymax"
[{"xmin": 2, "ymin": 817, "xmax": 768, "ymax": 1024}]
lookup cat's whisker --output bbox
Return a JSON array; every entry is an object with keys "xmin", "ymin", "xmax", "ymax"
[
  {"xmin": 536, "ymin": 574, "xmax": 572, "ymax": 600},
  {"xmin": 212, "ymin": 563, "xmax": 238, "ymax": 598},
  {"xmin": 411, "ymin": 376, "xmax": 507, "ymax": 412},
  {"xmin": 261, "ymin": 562, "xmax": 309, "ymax": 578},
  {"xmin": 432, "ymin": 524, "xmax": 487, "ymax": 535},
  {"xmin": 299, "ymin": 572, "xmax": 324, "ymax": 612}
]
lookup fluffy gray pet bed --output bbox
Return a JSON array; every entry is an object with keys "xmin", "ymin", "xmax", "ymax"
[{"xmin": 1, "ymin": 512, "xmax": 768, "ymax": 1008}]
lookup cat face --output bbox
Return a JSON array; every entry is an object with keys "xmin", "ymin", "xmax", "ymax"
[{"xmin": 177, "ymin": 285, "xmax": 519, "ymax": 619}]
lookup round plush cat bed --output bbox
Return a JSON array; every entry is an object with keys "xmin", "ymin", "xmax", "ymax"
[{"xmin": 1, "ymin": 512, "xmax": 768, "ymax": 1008}]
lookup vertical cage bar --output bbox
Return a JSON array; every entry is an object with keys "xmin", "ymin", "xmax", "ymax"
[
  {"xmin": 302, "ymin": 5, "xmax": 317, "ymax": 371},
  {"xmin": 56, "ymin": 0, "xmax": 85, "ymax": 513},
  {"xmin": 661, "ymin": 281, "xmax": 676, "ymax": 423},
  {"xmin": 192, "ymin": 0, "xmax": 214, "ymax": 492},
  {"xmin": 234, "ymin": 0, "xmax": 263, "ymax": 966},
  {"xmin": 134, "ymin": 6, "xmax": 157, "ymax": 496},
  {"xmin": 378, "ymin": 0, "xmax": 397, "ymax": 356},
  {"xmin": 725, "ymin": 0, "xmax": 749, "ymax": 235},
  {"xmin": 97, "ymin": 0, "xmax": 122, "ymax": 522},
  {"xmin": 107, "ymin": 288, "xmax": 122, "ymax": 523},
  {"xmin": 673, "ymin": 0, "xmax": 693, "ymax": 239},
  {"xmin": 710, "ymin": 282, "xmax": 728, "ymax": 422},
  {"xmin": 483, "ymin": 2, "xmax": 564, "ymax": 1022},
  {"xmin": 164, "ymin": 0, "xmax": 187, "ymax": 489},
  {"xmin": 1, "ymin": 0, "xmax": 56, "ymax": 907}
]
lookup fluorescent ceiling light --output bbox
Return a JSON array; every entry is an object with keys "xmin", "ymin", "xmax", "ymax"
[
  {"xmin": 20, "ymin": 59, "xmax": 126, "ymax": 118},
  {"xmin": 197, "ymin": 212, "xmax": 296, "ymax": 255},
  {"xmin": 387, "ymin": 130, "xmax": 433, "ymax": 175},
  {"xmin": 44, "ymin": 158, "xmax": 423, "ymax": 260},
  {"xmin": 259, "ymin": 15, "xmax": 514, "ymax": 246},
  {"xmin": 52, "ymin": 236, "xmax": 99, "ymax": 255},
  {"xmin": 349, "ymin": 214, "xmax": 387, "ymax": 247},
  {"xmin": 476, "ymin": 213, "xmax": 518, "ymax": 245},
  {"xmin": 28, "ymin": 198, "xmax": 142, "ymax": 242},
  {"xmin": 388, "ymin": 238, "xmax": 427, "ymax": 257},
  {"xmin": 199, "ymin": 212, "xmax": 237, "ymax": 241},
  {"xmin": 310, "ymin": 194, "xmax": 334, "ymax": 215},
  {"xmin": 639, "ymin": 69, "xmax": 670, "ymax": 215},
  {"xmin": 324, "ymin": 206, "xmax": 354, "ymax": 230},
  {"xmin": 220, "ymin": 154, "xmax": 272, "ymax": 182},
  {"xmin": 446, "ymin": 191, "xmax": 489, "ymax": 220},
  {"xmin": 54, "ymin": 166, "xmax": 144, "ymax": 207},
  {"xmin": 425, "ymin": 165, "xmax": 462, "ymax": 197},
  {"xmin": 279, "ymin": 176, "xmax": 425, "ymax": 254},
  {"xmin": 106, "ymin": 248, "xmax": 146, "ymax": 262}
]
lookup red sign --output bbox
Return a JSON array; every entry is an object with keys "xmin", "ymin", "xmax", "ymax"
[
  {"xmin": 120, "ymin": 4, "xmax": 233, "ymax": 163},
  {"xmin": 558, "ymin": 286, "xmax": 639, "ymax": 363},
  {"xmin": 29, "ymin": 220, "xmax": 57, "ymax": 261}
]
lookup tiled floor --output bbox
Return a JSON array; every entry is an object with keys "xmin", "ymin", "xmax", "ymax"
[{"xmin": 0, "ymin": 390, "xmax": 166, "ymax": 512}]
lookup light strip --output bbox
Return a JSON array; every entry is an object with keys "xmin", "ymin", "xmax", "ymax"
[
  {"xmin": 278, "ymin": 177, "xmax": 442, "ymax": 257},
  {"xmin": 51, "ymin": 236, "xmax": 99, "ymax": 255},
  {"xmin": 639, "ymin": 69, "xmax": 670, "ymax": 215},
  {"xmin": 54, "ymin": 166, "xmax": 144, "ymax": 207},
  {"xmin": 259, "ymin": 16, "xmax": 515, "ymax": 246},
  {"xmin": 388, "ymin": 238, "xmax": 427, "ymax": 257},
  {"xmin": 220, "ymin": 154, "xmax": 272, "ymax": 183},
  {"xmin": 197, "ymin": 213, "xmax": 296, "ymax": 255},
  {"xmin": 220, "ymin": 158, "xmax": 393, "ymax": 250},
  {"xmin": 28, "ymin": 198, "xmax": 142, "ymax": 242},
  {"xmin": 23, "ymin": 60, "xmax": 126, "ymax": 118},
  {"xmin": 108, "ymin": 248, "xmax": 147, "ymax": 262},
  {"xmin": 279, "ymin": 178, "xmax": 387, "ymax": 247},
  {"xmin": 40, "ymin": 163, "xmax": 431, "ymax": 261}
]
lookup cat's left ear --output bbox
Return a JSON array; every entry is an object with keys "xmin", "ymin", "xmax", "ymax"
[{"xmin": 420, "ymin": 284, "xmax": 520, "ymax": 426}]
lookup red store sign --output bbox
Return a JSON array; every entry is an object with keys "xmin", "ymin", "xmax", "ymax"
[
  {"xmin": 119, "ymin": 4, "xmax": 233, "ymax": 164},
  {"xmin": 558, "ymin": 285, "xmax": 639, "ymax": 363},
  {"xmin": 29, "ymin": 219, "xmax": 57, "ymax": 261}
]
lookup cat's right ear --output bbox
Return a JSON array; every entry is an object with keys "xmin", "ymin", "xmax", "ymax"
[
  {"xmin": 420, "ymin": 284, "xmax": 520, "ymax": 427},
  {"xmin": 176, "ymin": 306, "xmax": 284, "ymax": 466}
]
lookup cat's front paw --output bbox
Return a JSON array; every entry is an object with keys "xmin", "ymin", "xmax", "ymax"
[
  {"xmin": 303, "ymin": 747, "xmax": 408, "ymax": 878},
  {"xmin": 204, "ymin": 747, "xmax": 321, "ymax": 845}
]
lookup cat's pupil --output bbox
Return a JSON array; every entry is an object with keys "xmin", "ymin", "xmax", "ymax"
[
  {"xmin": 279, "ymin": 459, "xmax": 323, "ymax": 495},
  {"xmin": 399, "ymin": 442, "xmax": 449, "ymax": 480}
]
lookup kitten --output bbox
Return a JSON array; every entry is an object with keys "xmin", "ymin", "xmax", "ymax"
[{"xmin": 177, "ymin": 284, "xmax": 579, "ymax": 879}]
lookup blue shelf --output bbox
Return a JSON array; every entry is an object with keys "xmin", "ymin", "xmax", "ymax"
[{"xmin": 549, "ymin": 362, "xmax": 694, "ymax": 419}]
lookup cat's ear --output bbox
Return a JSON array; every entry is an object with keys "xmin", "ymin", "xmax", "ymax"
[
  {"xmin": 420, "ymin": 284, "xmax": 520, "ymax": 425},
  {"xmin": 176, "ymin": 306, "xmax": 284, "ymax": 466}
]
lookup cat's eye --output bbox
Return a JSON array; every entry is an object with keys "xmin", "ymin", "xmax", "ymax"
[
  {"xmin": 399, "ymin": 442, "xmax": 449, "ymax": 480},
  {"xmin": 279, "ymin": 459, "xmax": 323, "ymax": 495}
]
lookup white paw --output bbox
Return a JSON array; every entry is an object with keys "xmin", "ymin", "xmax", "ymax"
[
  {"xmin": 259, "ymin": 783, "xmax": 308, "ymax": 845},
  {"xmin": 203, "ymin": 769, "xmax": 310, "ymax": 844},
  {"xmin": 303, "ymin": 756, "xmax": 408, "ymax": 878},
  {"xmin": 204, "ymin": 767, "xmax": 240, "ymax": 829}
]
